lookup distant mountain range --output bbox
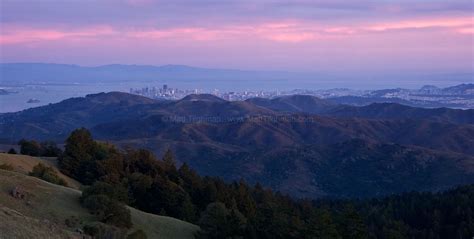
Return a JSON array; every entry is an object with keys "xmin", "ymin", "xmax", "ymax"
[
  {"xmin": 2, "ymin": 63, "xmax": 472, "ymax": 91},
  {"xmin": 304, "ymin": 83, "xmax": 474, "ymax": 109},
  {"xmin": 1, "ymin": 92, "xmax": 473, "ymax": 198},
  {"xmin": 0, "ymin": 63, "xmax": 311, "ymax": 86}
]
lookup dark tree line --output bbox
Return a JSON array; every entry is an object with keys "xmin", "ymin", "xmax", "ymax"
[
  {"xmin": 56, "ymin": 128, "xmax": 474, "ymax": 239},
  {"xmin": 18, "ymin": 139, "xmax": 62, "ymax": 157}
]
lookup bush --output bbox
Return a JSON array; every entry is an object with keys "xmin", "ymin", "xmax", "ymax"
[
  {"xmin": 65, "ymin": 216, "xmax": 81, "ymax": 228},
  {"xmin": 29, "ymin": 163, "xmax": 68, "ymax": 186},
  {"xmin": 83, "ymin": 195, "xmax": 132, "ymax": 228},
  {"xmin": 81, "ymin": 183, "xmax": 132, "ymax": 229},
  {"xmin": 81, "ymin": 182, "xmax": 129, "ymax": 203},
  {"xmin": 0, "ymin": 163, "xmax": 14, "ymax": 171},
  {"xmin": 7, "ymin": 148, "xmax": 17, "ymax": 154}
]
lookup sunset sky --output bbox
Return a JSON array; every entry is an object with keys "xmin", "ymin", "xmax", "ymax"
[{"xmin": 1, "ymin": 0, "xmax": 473, "ymax": 73}]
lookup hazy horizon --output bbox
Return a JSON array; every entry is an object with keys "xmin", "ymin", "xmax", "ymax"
[{"xmin": 1, "ymin": 0, "xmax": 473, "ymax": 74}]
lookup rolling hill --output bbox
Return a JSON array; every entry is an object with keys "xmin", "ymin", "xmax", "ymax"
[
  {"xmin": 0, "ymin": 155, "xmax": 199, "ymax": 239},
  {"xmin": 248, "ymin": 94, "xmax": 474, "ymax": 124},
  {"xmin": 0, "ymin": 153, "xmax": 82, "ymax": 189},
  {"xmin": 1, "ymin": 92, "xmax": 474, "ymax": 198}
]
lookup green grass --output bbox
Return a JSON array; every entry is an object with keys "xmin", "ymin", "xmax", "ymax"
[{"xmin": 0, "ymin": 169, "xmax": 199, "ymax": 239}]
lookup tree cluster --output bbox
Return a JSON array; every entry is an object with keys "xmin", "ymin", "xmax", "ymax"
[
  {"xmin": 18, "ymin": 139, "xmax": 62, "ymax": 157},
  {"xmin": 81, "ymin": 182, "xmax": 132, "ymax": 229},
  {"xmin": 57, "ymin": 128, "xmax": 474, "ymax": 239}
]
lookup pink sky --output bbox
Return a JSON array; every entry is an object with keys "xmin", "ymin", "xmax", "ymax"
[{"xmin": 1, "ymin": 0, "xmax": 473, "ymax": 72}]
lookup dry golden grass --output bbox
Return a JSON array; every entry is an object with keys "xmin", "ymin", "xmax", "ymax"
[{"xmin": 0, "ymin": 153, "xmax": 82, "ymax": 189}]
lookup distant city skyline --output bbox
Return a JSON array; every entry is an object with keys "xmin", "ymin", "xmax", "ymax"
[{"xmin": 1, "ymin": 0, "xmax": 473, "ymax": 74}]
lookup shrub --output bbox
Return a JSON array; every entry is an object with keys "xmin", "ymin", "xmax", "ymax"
[
  {"xmin": 81, "ymin": 184, "xmax": 132, "ymax": 229},
  {"xmin": 0, "ymin": 163, "xmax": 14, "ymax": 171},
  {"xmin": 29, "ymin": 163, "xmax": 68, "ymax": 186},
  {"xmin": 65, "ymin": 216, "xmax": 81, "ymax": 228},
  {"xmin": 7, "ymin": 148, "xmax": 17, "ymax": 154},
  {"xmin": 81, "ymin": 182, "xmax": 129, "ymax": 203}
]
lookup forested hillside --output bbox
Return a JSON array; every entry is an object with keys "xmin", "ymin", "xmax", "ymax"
[{"xmin": 40, "ymin": 128, "xmax": 474, "ymax": 239}]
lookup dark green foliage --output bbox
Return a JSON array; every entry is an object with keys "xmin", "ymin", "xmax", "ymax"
[
  {"xmin": 39, "ymin": 141, "xmax": 62, "ymax": 157},
  {"xmin": 0, "ymin": 163, "xmax": 14, "ymax": 171},
  {"xmin": 127, "ymin": 229, "xmax": 147, "ymax": 239},
  {"xmin": 196, "ymin": 202, "xmax": 247, "ymax": 239},
  {"xmin": 59, "ymin": 128, "xmax": 474, "ymax": 239},
  {"xmin": 358, "ymin": 185, "xmax": 474, "ymax": 239},
  {"xmin": 18, "ymin": 139, "xmax": 41, "ymax": 156},
  {"xmin": 29, "ymin": 163, "xmax": 68, "ymax": 186},
  {"xmin": 81, "ymin": 183, "xmax": 132, "ymax": 229},
  {"xmin": 7, "ymin": 148, "xmax": 17, "ymax": 154},
  {"xmin": 18, "ymin": 139, "xmax": 62, "ymax": 157},
  {"xmin": 65, "ymin": 216, "xmax": 81, "ymax": 228},
  {"xmin": 81, "ymin": 182, "xmax": 129, "ymax": 204},
  {"xmin": 304, "ymin": 207, "xmax": 341, "ymax": 239},
  {"xmin": 338, "ymin": 205, "xmax": 368, "ymax": 239},
  {"xmin": 59, "ymin": 128, "xmax": 119, "ymax": 184}
]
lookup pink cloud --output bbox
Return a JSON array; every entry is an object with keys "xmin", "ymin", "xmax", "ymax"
[
  {"xmin": 1, "ymin": 16, "xmax": 472, "ymax": 46},
  {"xmin": 0, "ymin": 26, "xmax": 116, "ymax": 44},
  {"xmin": 265, "ymin": 33, "xmax": 316, "ymax": 43},
  {"xmin": 366, "ymin": 17, "xmax": 472, "ymax": 31}
]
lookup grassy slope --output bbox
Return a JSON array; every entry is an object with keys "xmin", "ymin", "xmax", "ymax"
[
  {"xmin": 0, "ymin": 156, "xmax": 199, "ymax": 239},
  {"xmin": 0, "ymin": 153, "xmax": 82, "ymax": 189}
]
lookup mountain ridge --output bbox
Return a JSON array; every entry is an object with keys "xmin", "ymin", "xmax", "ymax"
[{"xmin": 1, "ymin": 92, "xmax": 474, "ymax": 198}]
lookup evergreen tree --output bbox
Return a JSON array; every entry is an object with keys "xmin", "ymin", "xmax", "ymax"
[
  {"xmin": 339, "ymin": 204, "xmax": 368, "ymax": 239},
  {"xmin": 308, "ymin": 208, "xmax": 341, "ymax": 239}
]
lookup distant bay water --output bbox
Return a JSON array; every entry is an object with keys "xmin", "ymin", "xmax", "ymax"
[{"xmin": 1, "ymin": 63, "xmax": 471, "ymax": 113}]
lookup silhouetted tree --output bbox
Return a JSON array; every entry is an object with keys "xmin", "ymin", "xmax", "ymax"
[
  {"xmin": 39, "ymin": 141, "xmax": 62, "ymax": 157},
  {"xmin": 18, "ymin": 139, "xmax": 41, "ymax": 156},
  {"xmin": 7, "ymin": 148, "xmax": 17, "ymax": 154}
]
